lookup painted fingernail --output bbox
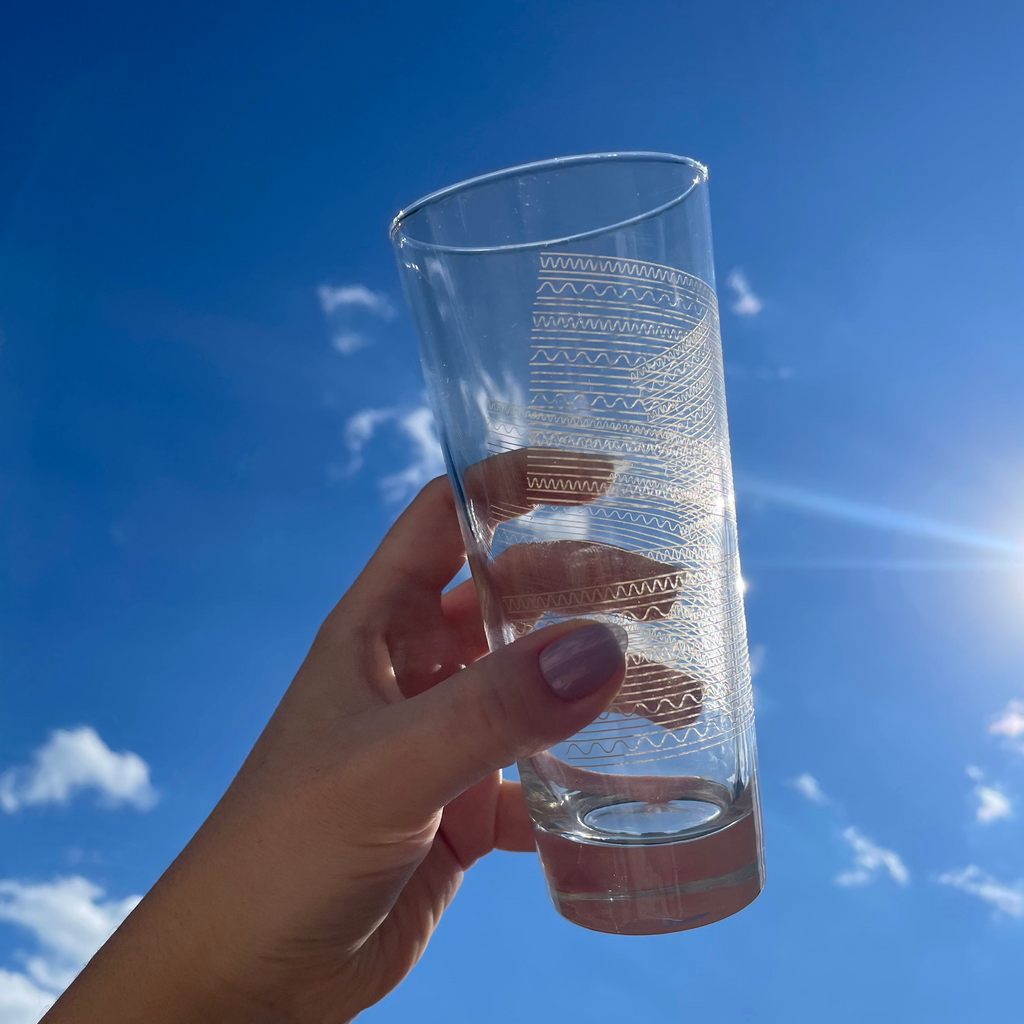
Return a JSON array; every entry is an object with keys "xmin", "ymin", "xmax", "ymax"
[{"xmin": 539, "ymin": 623, "xmax": 628, "ymax": 701}]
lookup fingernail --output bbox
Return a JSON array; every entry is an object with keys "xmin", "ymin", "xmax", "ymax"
[{"xmin": 539, "ymin": 623, "xmax": 628, "ymax": 701}]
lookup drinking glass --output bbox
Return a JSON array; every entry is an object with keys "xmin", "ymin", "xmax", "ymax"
[{"xmin": 390, "ymin": 152, "xmax": 764, "ymax": 935}]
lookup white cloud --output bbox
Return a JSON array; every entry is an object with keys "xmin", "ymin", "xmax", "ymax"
[
  {"xmin": 835, "ymin": 826, "xmax": 909, "ymax": 887},
  {"xmin": 317, "ymin": 283, "xmax": 396, "ymax": 357},
  {"xmin": 333, "ymin": 404, "xmax": 445, "ymax": 503},
  {"xmin": 0, "ymin": 877, "xmax": 139, "ymax": 973},
  {"xmin": 0, "ymin": 876, "xmax": 142, "ymax": 1020},
  {"xmin": 787, "ymin": 778, "xmax": 911, "ymax": 890},
  {"xmin": 938, "ymin": 866, "xmax": 1024, "ymax": 918},
  {"xmin": 379, "ymin": 407, "xmax": 446, "ymax": 503},
  {"xmin": 0, "ymin": 727, "xmax": 157, "ymax": 813},
  {"xmin": 784, "ymin": 777, "xmax": 909, "ymax": 888},
  {"xmin": 726, "ymin": 268, "xmax": 763, "ymax": 316},
  {"xmin": 0, "ymin": 968, "xmax": 56, "ymax": 1024},
  {"xmin": 335, "ymin": 407, "xmax": 395, "ymax": 477},
  {"xmin": 975, "ymin": 785, "xmax": 1012, "ymax": 824},
  {"xmin": 963, "ymin": 766, "xmax": 1012, "ymax": 823},
  {"xmin": 990, "ymin": 700, "xmax": 1024, "ymax": 753},
  {"xmin": 317, "ymin": 283, "xmax": 395, "ymax": 319},
  {"xmin": 793, "ymin": 773, "xmax": 828, "ymax": 805},
  {"xmin": 331, "ymin": 332, "xmax": 369, "ymax": 355}
]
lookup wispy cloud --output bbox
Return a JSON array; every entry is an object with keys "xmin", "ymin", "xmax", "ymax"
[
  {"xmin": 836, "ymin": 827, "xmax": 910, "ymax": 887},
  {"xmin": 379, "ymin": 407, "xmax": 447, "ymax": 503},
  {"xmin": 0, "ymin": 875, "xmax": 142, "ymax": 1020},
  {"xmin": 726, "ymin": 268, "xmax": 763, "ymax": 316},
  {"xmin": 975, "ymin": 786, "xmax": 1012, "ymax": 823},
  {"xmin": 990, "ymin": 700, "xmax": 1024, "ymax": 754},
  {"xmin": 337, "ymin": 408, "xmax": 396, "ymax": 477},
  {"xmin": 317, "ymin": 284, "xmax": 394, "ymax": 318},
  {"xmin": 0, "ymin": 727, "xmax": 157, "ymax": 814},
  {"xmin": 333, "ymin": 404, "xmax": 445, "ymax": 504},
  {"xmin": 330, "ymin": 332, "xmax": 368, "ymax": 355},
  {"xmin": 317, "ymin": 283, "xmax": 395, "ymax": 356},
  {"xmin": 965, "ymin": 766, "xmax": 1012, "ymax": 823},
  {"xmin": 793, "ymin": 772, "xmax": 828, "ymax": 805},
  {"xmin": 938, "ymin": 866, "xmax": 1024, "ymax": 918},
  {"xmin": 790, "ymin": 775, "xmax": 908, "ymax": 887},
  {"xmin": 739, "ymin": 478, "xmax": 1023, "ymax": 555}
]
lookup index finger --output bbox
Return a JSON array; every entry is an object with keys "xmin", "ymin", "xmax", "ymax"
[
  {"xmin": 363, "ymin": 448, "xmax": 620, "ymax": 597},
  {"xmin": 466, "ymin": 448, "xmax": 619, "ymax": 528}
]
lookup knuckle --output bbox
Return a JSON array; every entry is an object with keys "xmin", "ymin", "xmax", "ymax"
[
  {"xmin": 471, "ymin": 655, "xmax": 557, "ymax": 764},
  {"xmin": 469, "ymin": 660, "xmax": 529, "ymax": 767}
]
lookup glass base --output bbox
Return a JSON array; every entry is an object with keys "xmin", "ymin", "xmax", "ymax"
[{"xmin": 533, "ymin": 793, "xmax": 764, "ymax": 935}]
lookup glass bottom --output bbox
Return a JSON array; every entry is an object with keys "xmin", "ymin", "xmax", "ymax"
[
  {"xmin": 522, "ymin": 761, "xmax": 764, "ymax": 935},
  {"xmin": 582, "ymin": 797, "xmax": 723, "ymax": 837},
  {"xmin": 535, "ymin": 807, "xmax": 763, "ymax": 935}
]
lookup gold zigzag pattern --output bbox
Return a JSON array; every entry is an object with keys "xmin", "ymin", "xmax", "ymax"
[
  {"xmin": 525, "ymin": 476, "xmax": 609, "ymax": 494},
  {"xmin": 501, "ymin": 574, "xmax": 685, "ymax": 615},
  {"xmin": 538, "ymin": 255, "xmax": 717, "ymax": 295},
  {"xmin": 536, "ymin": 280, "xmax": 709, "ymax": 309},
  {"xmin": 529, "ymin": 349, "xmax": 648, "ymax": 367},
  {"xmin": 563, "ymin": 713, "xmax": 745, "ymax": 758},
  {"xmin": 528, "ymin": 393, "xmax": 657, "ymax": 411},
  {"xmin": 477, "ymin": 251, "xmax": 755, "ymax": 764},
  {"xmin": 532, "ymin": 314, "xmax": 695, "ymax": 338},
  {"xmin": 603, "ymin": 693, "xmax": 702, "ymax": 716}
]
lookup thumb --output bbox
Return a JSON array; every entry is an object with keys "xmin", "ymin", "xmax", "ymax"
[{"xmin": 368, "ymin": 620, "xmax": 627, "ymax": 825}]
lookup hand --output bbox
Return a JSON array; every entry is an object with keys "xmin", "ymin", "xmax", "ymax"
[{"xmin": 44, "ymin": 472, "xmax": 628, "ymax": 1024}]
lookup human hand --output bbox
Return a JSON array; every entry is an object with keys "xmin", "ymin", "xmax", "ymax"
[{"xmin": 44, "ymin": 469, "xmax": 629, "ymax": 1024}]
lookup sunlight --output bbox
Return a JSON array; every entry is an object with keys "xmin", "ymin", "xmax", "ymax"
[{"xmin": 739, "ymin": 478, "xmax": 1024, "ymax": 555}]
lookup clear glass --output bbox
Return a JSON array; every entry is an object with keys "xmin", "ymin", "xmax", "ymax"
[{"xmin": 391, "ymin": 152, "xmax": 764, "ymax": 935}]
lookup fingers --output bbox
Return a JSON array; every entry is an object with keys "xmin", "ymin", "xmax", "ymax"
[
  {"xmin": 464, "ymin": 448, "xmax": 618, "ymax": 527},
  {"xmin": 336, "ymin": 480, "xmax": 469, "ymax": 699},
  {"xmin": 440, "ymin": 578, "xmax": 489, "ymax": 666},
  {"xmin": 338, "ymin": 449, "xmax": 686, "ymax": 721},
  {"xmin": 489, "ymin": 540, "xmax": 686, "ymax": 631},
  {"xmin": 334, "ymin": 449, "xmax": 623, "ymax": 696},
  {"xmin": 355, "ymin": 448, "xmax": 619, "ymax": 609},
  {"xmin": 612, "ymin": 656, "xmax": 702, "ymax": 730},
  {"xmin": 359, "ymin": 620, "xmax": 627, "ymax": 827},
  {"xmin": 358, "ymin": 475, "xmax": 467, "ymax": 598},
  {"xmin": 493, "ymin": 780, "xmax": 536, "ymax": 853},
  {"xmin": 381, "ymin": 578, "xmax": 488, "ymax": 700},
  {"xmin": 437, "ymin": 775, "xmax": 535, "ymax": 871}
]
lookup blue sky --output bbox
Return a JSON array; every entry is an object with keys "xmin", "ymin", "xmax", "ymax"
[{"xmin": 2, "ymin": 0, "xmax": 1024, "ymax": 1020}]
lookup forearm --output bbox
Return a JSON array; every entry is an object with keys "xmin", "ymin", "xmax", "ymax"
[
  {"xmin": 43, "ymin": 829, "xmax": 285, "ymax": 1024},
  {"xmin": 44, "ymin": 898, "xmax": 231, "ymax": 1024}
]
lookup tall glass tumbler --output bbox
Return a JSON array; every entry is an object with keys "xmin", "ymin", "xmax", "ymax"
[{"xmin": 391, "ymin": 153, "xmax": 764, "ymax": 935}]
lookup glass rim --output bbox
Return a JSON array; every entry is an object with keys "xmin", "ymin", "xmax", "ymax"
[{"xmin": 389, "ymin": 151, "xmax": 708, "ymax": 254}]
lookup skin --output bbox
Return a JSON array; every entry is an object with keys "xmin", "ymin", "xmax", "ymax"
[
  {"xmin": 43, "ymin": 474, "xmax": 628, "ymax": 1024},
  {"xmin": 45, "ymin": 450, "xmax": 700, "ymax": 1021}
]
